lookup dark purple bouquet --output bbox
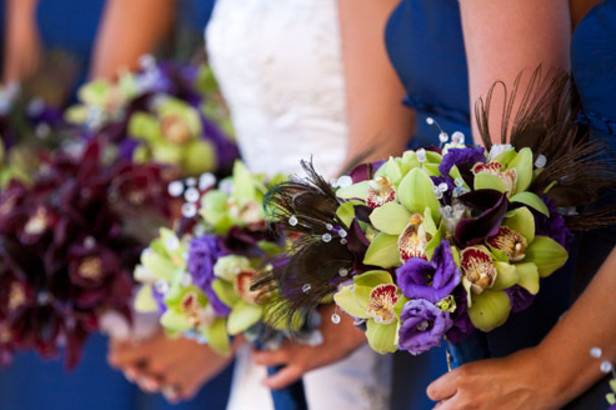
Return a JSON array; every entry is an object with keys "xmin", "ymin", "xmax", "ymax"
[{"xmin": 0, "ymin": 140, "xmax": 174, "ymax": 368}]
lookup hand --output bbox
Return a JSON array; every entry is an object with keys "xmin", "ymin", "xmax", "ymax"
[
  {"xmin": 427, "ymin": 348, "xmax": 563, "ymax": 410},
  {"xmin": 252, "ymin": 304, "xmax": 366, "ymax": 390},
  {"xmin": 108, "ymin": 331, "xmax": 235, "ymax": 403}
]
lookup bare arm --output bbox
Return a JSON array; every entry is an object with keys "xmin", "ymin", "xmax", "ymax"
[
  {"xmin": 459, "ymin": 0, "xmax": 571, "ymax": 144},
  {"xmin": 338, "ymin": 0, "xmax": 412, "ymax": 167},
  {"xmin": 3, "ymin": 0, "xmax": 41, "ymax": 82},
  {"xmin": 90, "ymin": 0, "xmax": 176, "ymax": 80}
]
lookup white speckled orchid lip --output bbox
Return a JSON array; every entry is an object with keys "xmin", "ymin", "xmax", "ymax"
[
  {"xmin": 366, "ymin": 176, "xmax": 396, "ymax": 209},
  {"xmin": 366, "ymin": 283, "xmax": 399, "ymax": 325},
  {"xmin": 398, "ymin": 213, "xmax": 431, "ymax": 261}
]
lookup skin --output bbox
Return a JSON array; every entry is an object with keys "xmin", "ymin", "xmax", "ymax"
[
  {"xmin": 108, "ymin": 331, "xmax": 236, "ymax": 403},
  {"xmin": 429, "ymin": 1, "xmax": 616, "ymax": 408},
  {"xmin": 90, "ymin": 0, "xmax": 175, "ymax": 79},
  {"xmin": 3, "ymin": 0, "xmax": 41, "ymax": 82}
]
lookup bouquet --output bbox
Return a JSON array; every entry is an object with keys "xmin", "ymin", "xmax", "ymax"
[
  {"xmin": 65, "ymin": 56, "xmax": 239, "ymax": 177},
  {"xmin": 0, "ymin": 140, "xmax": 173, "ymax": 367},
  {"xmin": 134, "ymin": 161, "xmax": 313, "ymax": 409},
  {"xmin": 257, "ymin": 70, "xmax": 616, "ymax": 356}
]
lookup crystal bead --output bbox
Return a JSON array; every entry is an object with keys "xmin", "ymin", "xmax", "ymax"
[
  {"xmin": 534, "ymin": 154, "xmax": 547, "ymax": 169},
  {"xmin": 426, "ymin": 117, "xmax": 435, "ymax": 125},
  {"xmin": 600, "ymin": 361, "xmax": 614, "ymax": 374},
  {"xmin": 301, "ymin": 284, "xmax": 312, "ymax": 294},
  {"xmin": 84, "ymin": 236, "xmax": 96, "ymax": 249},
  {"xmin": 331, "ymin": 313, "xmax": 341, "ymax": 324},
  {"xmin": 37, "ymin": 292, "xmax": 50, "ymax": 305},
  {"xmin": 438, "ymin": 132, "xmax": 449, "ymax": 143},
  {"xmin": 168, "ymin": 181, "xmax": 184, "ymax": 197},
  {"xmin": 590, "ymin": 347, "xmax": 603, "ymax": 358},
  {"xmin": 181, "ymin": 203, "xmax": 197, "ymax": 218},
  {"xmin": 321, "ymin": 233, "xmax": 332, "ymax": 243},
  {"xmin": 340, "ymin": 238, "xmax": 348, "ymax": 245},
  {"xmin": 325, "ymin": 223, "xmax": 334, "ymax": 231},
  {"xmin": 185, "ymin": 177, "xmax": 197, "ymax": 187},
  {"xmin": 416, "ymin": 148, "xmax": 427, "ymax": 163},
  {"xmin": 335, "ymin": 175, "xmax": 353, "ymax": 188},
  {"xmin": 184, "ymin": 188, "xmax": 200, "ymax": 203},
  {"xmin": 338, "ymin": 268, "xmax": 349, "ymax": 277},
  {"xmin": 288, "ymin": 215, "xmax": 298, "ymax": 226},
  {"xmin": 199, "ymin": 173, "xmax": 216, "ymax": 190},
  {"xmin": 338, "ymin": 229, "xmax": 347, "ymax": 238},
  {"xmin": 451, "ymin": 131, "xmax": 465, "ymax": 145},
  {"xmin": 438, "ymin": 182, "xmax": 449, "ymax": 192}
]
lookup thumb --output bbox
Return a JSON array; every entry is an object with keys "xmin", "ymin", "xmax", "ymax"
[
  {"xmin": 427, "ymin": 370, "xmax": 459, "ymax": 402},
  {"xmin": 262, "ymin": 365, "xmax": 304, "ymax": 390}
]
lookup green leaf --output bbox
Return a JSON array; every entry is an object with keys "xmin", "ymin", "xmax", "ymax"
[
  {"xmin": 203, "ymin": 318, "xmax": 231, "ymax": 356},
  {"xmin": 508, "ymin": 147, "xmax": 533, "ymax": 193},
  {"xmin": 468, "ymin": 290, "xmax": 512, "ymax": 332},
  {"xmin": 337, "ymin": 181, "xmax": 370, "ymax": 201},
  {"xmin": 354, "ymin": 270, "xmax": 394, "ymax": 287},
  {"xmin": 227, "ymin": 301, "xmax": 262, "ymax": 335},
  {"xmin": 492, "ymin": 261, "xmax": 519, "ymax": 290},
  {"xmin": 334, "ymin": 285, "xmax": 370, "ymax": 319},
  {"xmin": 201, "ymin": 190, "xmax": 233, "ymax": 233},
  {"xmin": 336, "ymin": 202, "xmax": 356, "ymax": 228},
  {"xmin": 474, "ymin": 172, "xmax": 508, "ymax": 193},
  {"xmin": 504, "ymin": 207, "xmax": 536, "ymax": 242},
  {"xmin": 128, "ymin": 112, "xmax": 160, "ymax": 141},
  {"xmin": 134, "ymin": 285, "xmax": 158, "ymax": 313},
  {"xmin": 212, "ymin": 279, "xmax": 240, "ymax": 307},
  {"xmin": 510, "ymin": 192, "xmax": 550, "ymax": 217},
  {"xmin": 369, "ymin": 202, "xmax": 411, "ymax": 235},
  {"xmin": 363, "ymin": 233, "xmax": 401, "ymax": 268},
  {"xmin": 515, "ymin": 262, "xmax": 540, "ymax": 295},
  {"xmin": 525, "ymin": 236, "xmax": 568, "ymax": 277},
  {"xmin": 141, "ymin": 249, "xmax": 178, "ymax": 281},
  {"xmin": 366, "ymin": 319, "xmax": 399, "ymax": 354},
  {"xmin": 398, "ymin": 168, "xmax": 441, "ymax": 222}
]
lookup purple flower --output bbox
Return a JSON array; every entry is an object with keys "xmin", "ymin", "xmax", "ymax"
[
  {"xmin": 439, "ymin": 147, "xmax": 486, "ymax": 177},
  {"xmin": 505, "ymin": 285, "xmax": 535, "ymax": 313},
  {"xmin": 187, "ymin": 235, "xmax": 231, "ymax": 316},
  {"xmin": 398, "ymin": 299, "xmax": 453, "ymax": 355},
  {"xmin": 445, "ymin": 288, "xmax": 474, "ymax": 344},
  {"xmin": 396, "ymin": 241, "xmax": 461, "ymax": 303},
  {"xmin": 454, "ymin": 190, "xmax": 508, "ymax": 247},
  {"xmin": 535, "ymin": 197, "xmax": 572, "ymax": 248}
]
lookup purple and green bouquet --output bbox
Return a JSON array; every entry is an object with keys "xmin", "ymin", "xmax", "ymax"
[
  {"xmin": 65, "ymin": 57, "xmax": 238, "ymax": 178},
  {"xmin": 258, "ymin": 71, "xmax": 616, "ymax": 356},
  {"xmin": 133, "ymin": 161, "xmax": 312, "ymax": 355},
  {"xmin": 0, "ymin": 140, "xmax": 174, "ymax": 367}
]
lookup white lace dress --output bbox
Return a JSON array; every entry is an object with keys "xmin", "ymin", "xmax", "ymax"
[{"xmin": 206, "ymin": 1, "xmax": 391, "ymax": 409}]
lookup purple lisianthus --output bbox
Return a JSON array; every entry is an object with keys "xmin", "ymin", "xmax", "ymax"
[
  {"xmin": 535, "ymin": 197, "xmax": 572, "ymax": 248},
  {"xmin": 396, "ymin": 241, "xmax": 461, "ymax": 303},
  {"xmin": 439, "ymin": 146, "xmax": 486, "ymax": 177},
  {"xmin": 446, "ymin": 288, "xmax": 474, "ymax": 344},
  {"xmin": 399, "ymin": 299, "xmax": 453, "ymax": 355},
  {"xmin": 187, "ymin": 235, "xmax": 230, "ymax": 316},
  {"xmin": 505, "ymin": 285, "xmax": 535, "ymax": 313}
]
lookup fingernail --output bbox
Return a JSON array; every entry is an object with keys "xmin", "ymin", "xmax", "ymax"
[{"xmin": 142, "ymin": 378, "xmax": 160, "ymax": 392}]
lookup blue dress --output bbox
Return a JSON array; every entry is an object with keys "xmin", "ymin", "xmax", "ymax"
[
  {"xmin": 0, "ymin": 2, "xmax": 232, "ymax": 410},
  {"xmin": 385, "ymin": 1, "xmax": 573, "ymax": 408},
  {"xmin": 566, "ymin": 1, "xmax": 616, "ymax": 407}
]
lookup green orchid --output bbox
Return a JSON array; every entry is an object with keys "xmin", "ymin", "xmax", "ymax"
[
  {"xmin": 334, "ymin": 270, "xmax": 406, "ymax": 354},
  {"xmin": 129, "ymin": 96, "xmax": 216, "ymax": 176},
  {"xmin": 200, "ymin": 161, "xmax": 269, "ymax": 233},
  {"xmin": 211, "ymin": 255, "xmax": 263, "ymax": 336}
]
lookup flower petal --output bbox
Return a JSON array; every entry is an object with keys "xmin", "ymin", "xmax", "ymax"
[
  {"xmin": 398, "ymin": 168, "xmax": 441, "ymax": 222},
  {"xmin": 468, "ymin": 290, "xmax": 511, "ymax": 332},
  {"xmin": 363, "ymin": 233, "xmax": 401, "ymax": 268},
  {"xmin": 524, "ymin": 236, "xmax": 568, "ymax": 277},
  {"xmin": 369, "ymin": 202, "xmax": 411, "ymax": 236},
  {"xmin": 226, "ymin": 301, "xmax": 262, "ymax": 335},
  {"xmin": 366, "ymin": 319, "xmax": 399, "ymax": 354}
]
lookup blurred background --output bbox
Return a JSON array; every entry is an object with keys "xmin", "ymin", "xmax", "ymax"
[{"xmin": 0, "ymin": 1, "xmax": 234, "ymax": 409}]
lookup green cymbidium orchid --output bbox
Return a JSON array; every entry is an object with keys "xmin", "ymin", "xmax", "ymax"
[
  {"xmin": 130, "ymin": 96, "xmax": 216, "ymax": 176},
  {"xmin": 211, "ymin": 255, "xmax": 263, "ymax": 336},
  {"xmin": 334, "ymin": 270, "xmax": 406, "ymax": 354},
  {"xmin": 200, "ymin": 161, "xmax": 268, "ymax": 233}
]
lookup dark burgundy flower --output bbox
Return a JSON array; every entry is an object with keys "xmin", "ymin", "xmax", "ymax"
[{"xmin": 454, "ymin": 190, "xmax": 508, "ymax": 247}]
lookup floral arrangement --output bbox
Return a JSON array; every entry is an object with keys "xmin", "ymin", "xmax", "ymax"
[
  {"xmin": 65, "ymin": 57, "xmax": 238, "ymax": 177},
  {"xmin": 257, "ymin": 71, "xmax": 616, "ymax": 355},
  {"xmin": 0, "ymin": 140, "xmax": 173, "ymax": 367},
  {"xmin": 133, "ymin": 161, "xmax": 313, "ymax": 355}
]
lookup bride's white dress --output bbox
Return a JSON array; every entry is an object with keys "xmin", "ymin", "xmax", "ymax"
[{"xmin": 206, "ymin": 0, "xmax": 391, "ymax": 409}]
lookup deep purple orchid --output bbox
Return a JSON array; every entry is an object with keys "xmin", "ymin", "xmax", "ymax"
[
  {"xmin": 439, "ymin": 146, "xmax": 486, "ymax": 177},
  {"xmin": 398, "ymin": 299, "xmax": 453, "ymax": 355},
  {"xmin": 505, "ymin": 285, "xmax": 536, "ymax": 313},
  {"xmin": 396, "ymin": 241, "xmax": 461, "ymax": 303},
  {"xmin": 454, "ymin": 189, "xmax": 508, "ymax": 247},
  {"xmin": 187, "ymin": 235, "xmax": 231, "ymax": 316}
]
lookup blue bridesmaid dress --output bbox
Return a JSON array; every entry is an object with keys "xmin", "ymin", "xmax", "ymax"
[
  {"xmin": 385, "ymin": 1, "xmax": 573, "ymax": 408},
  {"xmin": 0, "ymin": 1, "xmax": 232, "ymax": 409},
  {"xmin": 567, "ymin": 1, "xmax": 616, "ymax": 407}
]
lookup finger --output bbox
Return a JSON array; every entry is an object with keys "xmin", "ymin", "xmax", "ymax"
[
  {"xmin": 136, "ymin": 376, "xmax": 162, "ymax": 393},
  {"xmin": 108, "ymin": 344, "xmax": 148, "ymax": 367},
  {"xmin": 124, "ymin": 366, "xmax": 139, "ymax": 383},
  {"xmin": 251, "ymin": 347, "xmax": 292, "ymax": 367},
  {"xmin": 427, "ymin": 371, "xmax": 459, "ymax": 402},
  {"xmin": 431, "ymin": 394, "xmax": 463, "ymax": 410},
  {"xmin": 263, "ymin": 365, "xmax": 304, "ymax": 390},
  {"xmin": 162, "ymin": 384, "xmax": 182, "ymax": 404}
]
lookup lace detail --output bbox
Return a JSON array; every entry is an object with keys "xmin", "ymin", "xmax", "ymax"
[{"xmin": 206, "ymin": 0, "xmax": 348, "ymax": 178}]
